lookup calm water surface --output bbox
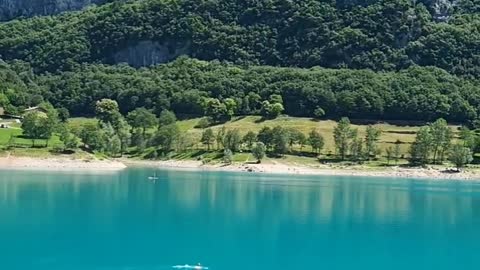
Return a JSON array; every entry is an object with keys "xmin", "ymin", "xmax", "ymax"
[{"xmin": 1, "ymin": 168, "xmax": 480, "ymax": 269}]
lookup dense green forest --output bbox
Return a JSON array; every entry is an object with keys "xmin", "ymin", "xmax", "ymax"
[
  {"xmin": 0, "ymin": 58, "xmax": 480, "ymax": 122},
  {"xmin": 1, "ymin": 58, "xmax": 480, "ymax": 124},
  {"xmin": 1, "ymin": 0, "xmax": 480, "ymax": 167},
  {"xmin": 0, "ymin": 0, "xmax": 479, "ymax": 77},
  {"xmin": 1, "ymin": 0, "xmax": 480, "ymax": 124}
]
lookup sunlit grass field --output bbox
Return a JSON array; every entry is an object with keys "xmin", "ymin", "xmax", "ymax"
[
  {"xmin": 0, "ymin": 115, "xmax": 462, "ymax": 164},
  {"xmin": 172, "ymin": 115, "xmax": 461, "ymax": 155}
]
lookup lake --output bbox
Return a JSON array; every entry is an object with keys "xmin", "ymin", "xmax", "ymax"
[{"xmin": 1, "ymin": 168, "xmax": 480, "ymax": 269}]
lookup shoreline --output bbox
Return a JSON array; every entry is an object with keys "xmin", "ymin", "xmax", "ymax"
[
  {"xmin": 0, "ymin": 155, "xmax": 478, "ymax": 180},
  {"xmin": 122, "ymin": 159, "xmax": 480, "ymax": 181},
  {"xmin": 0, "ymin": 156, "xmax": 126, "ymax": 171}
]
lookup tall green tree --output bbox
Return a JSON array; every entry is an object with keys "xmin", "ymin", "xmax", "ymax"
[
  {"xmin": 287, "ymin": 128, "xmax": 306, "ymax": 150},
  {"xmin": 204, "ymin": 98, "xmax": 228, "ymax": 123},
  {"xmin": 223, "ymin": 129, "xmax": 242, "ymax": 153},
  {"xmin": 394, "ymin": 141, "xmax": 401, "ymax": 164},
  {"xmin": 131, "ymin": 128, "xmax": 146, "ymax": 152},
  {"xmin": 107, "ymin": 135, "xmax": 122, "ymax": 157},
  {"xmin": 59, "ymin": 124, "xmax": 78, "ymax": 151},
  {"xmin": 176, "ymin": 133, "xmax": 196, "ymax": 152},
  {"xmin": 350, "ymin": 130, "xmax": 364, "ymax": 162},
  {"xmin": 429, "ymin": 118, "xmax": 452, "ymax": 164},
  {"xmin": 95, "ymin": 123, "xmax": 117, "ymax": 156},
  {"xmin": 152, "ymin": 124, "xmax": 180, "ymax": 152},
  {"xmin": 308, "ymin": 129, "xmax": 324, "ymax": 154},
  {"xmin": 79, "ymin": 122, "xmax": 103, "ymax": 150},
  {"xmin": 449, "ymin": 144, "xmax": 473, "ymax": 171},
  {"xmin": 115, "ymin": 117, "xmax": 132, "ymax": 154},
  {"xmin": 261, "ymin": 101, "xmax": 284, "ymax": 119},
  {"xmin": 21, "ymin": 112, "xmax": 41, "ymax": 147},
  {"xmin": 201, "ymin": 128, "xmax": 215, "ymax": 150},
  {"xmin": 257, "ymin": 126, "xmax": 273, "ymax": 149},
  {"xmin": 95, "ymin": 99, "xmax": 120, "ymax": 124},
  {"xmin": 57, "ymin": 107, "xmax": 70, "ymax": 123},
  {"xmin": 158, "ymin": 110, "xmax": 177, "ymax": 127},
  {"xmin": 313, "ymin": 107, "xmax": 326, "ymax": 119},
  {"xmin": 127, "ymin": 107, "xmax": 157, "ymax": 135},
  {"xmin": 216, "ymin": 127, "xmax": 226, "ymax": 150},
  {"xmin": 269, "ymin": 94, "xmax": 283, "ymax": 105},
  {"xmin": 42, "ymin": 103, "xmax": 60, "ymax": 147},
  {"xmin": 271, "ymin": 126, "xmax": 289, "ymax": 156},
  {"xmin": 251, "ymin": 142, "xmax": 266, "ymax": 163},
  {"xmin": 334, "ymin": 117, "xmax": 356, "ymax": 160},
  {"xmin": 242, "ymin": 131, "xmax": 257, "ymax": 150},
  {"xmin": 459, "ymin": 126, "xmax": 476, "ymax": 150},
  {"xmin": 223, "ymin": 98, "xmax": 237, "ymax": 119},
  {"xmin": 22, "ymin": 111, "xmax": 56, "ymax": 147},
  {"xmin": 410, "ymin": 127, "xmax": 434, "ymax": 165},
  {"xmin": 385, "ymin": 147, "xmax": 393, "ymax": 165},
  {"xmin": 365, "ymin": 125, "xmax": 381, "ymax": 159}
]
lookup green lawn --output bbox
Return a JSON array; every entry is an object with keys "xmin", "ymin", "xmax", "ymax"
[
  {"xmin": 68, "ymin": 117, "xmax": 98, "ymax": 131},
  {"xmin": 0, "ymin": 128, "xmax": 61, "ymax": 148},
  {"xmin": 0, "ymin": 120, "xmax": 72, "ymax": 157}
]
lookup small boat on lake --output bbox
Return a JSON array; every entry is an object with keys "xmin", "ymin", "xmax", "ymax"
[
  {"xmin": 172, "ymin": 264, "xmax": 208, "ymax": 269},
  {"xmin": 148, "ymin": 171, "xmax": 159, "ymax": 181}
]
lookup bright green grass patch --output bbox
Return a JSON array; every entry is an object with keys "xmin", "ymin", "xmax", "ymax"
[
  {"xmin": 0, "ymin": 128, "xmax": 21, "ymax": 145},
  {"xmin": 68, "ymin": 117, "xmax": 98, "ymax": 130},
  {"xmin": 0, "ymin": 128, "xmax": 62, "ymax": 148},
  {"xmin": 232, "ymin": 152, "xmax": 251, "ymax": 162},
  {"xmin": 176, "ymin": 118, "xmax": 201, "ymax": 132}
]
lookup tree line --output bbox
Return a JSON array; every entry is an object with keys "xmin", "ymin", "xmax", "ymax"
[
  {"xmin": 18, "ymin": 99, "xmax": 475, "ymax": 170},
  {"xmin": 3, "ymin": 58, "xmax": 480, "ymax": 125}
]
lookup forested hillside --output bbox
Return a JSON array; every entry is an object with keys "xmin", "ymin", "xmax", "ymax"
[
  {"xmin": 0, "ymin": 0, "xmax": 109, "ymax": 21},
  {"xmin": 1, "ymin": 0, "xmax": 480, "ymax": 124},
  {"xmin": 2, "ymin": 58, "xmax": 480, "ymax": 124},
  {"xmin": 0, "ymin": 0, "xmax": 479, "ymax": 77}
]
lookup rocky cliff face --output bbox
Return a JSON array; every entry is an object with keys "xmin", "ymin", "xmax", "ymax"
[
  {"xmin": 0, "ymin": 0, "xmax": 107, "ymax": 21},
  {"xmin": 112, "ymin": 40, "xmax": 191, "ymax": 67}
]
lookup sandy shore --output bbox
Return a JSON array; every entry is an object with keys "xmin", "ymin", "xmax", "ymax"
[
  {"xmin": 123, "ymin": 159, "xmax": 480, "ymax": 181},
  {"xmin": 0, "ymin": 155, "xmax": 478, "ymax": 180},
  {"xmin": 0, "ymin": 156, "xmax": 127, "ymax": 171}
]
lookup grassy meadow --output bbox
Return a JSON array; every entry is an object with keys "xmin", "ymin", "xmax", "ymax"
[
  {"xmin": 0, "ymin": 115, "xmax": 466, "ymax": 166},
  {"xmin": 175, "ymin": 115, "xmax": 458, "ymax": 154},
  {"xmin": 0, "ymin": 119, "xmax": 70, "ymax": 157},
  {"xmin": 137, "ymin": 115, "xmax": 463, "ymax": 166}
]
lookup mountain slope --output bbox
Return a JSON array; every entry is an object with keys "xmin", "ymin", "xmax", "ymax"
[
  {"xmin": 0, "ymin": 0, "xmax": 479, "ymax": 78},
  {"xmin": 1, "ymin": 0, "xmax": 480, "ymax": 124}
]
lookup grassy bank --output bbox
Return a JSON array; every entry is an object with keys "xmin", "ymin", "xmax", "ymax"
[
  {"xmin": 0, "ymin": 116, "xmax": 469, "ymax": 170},
  {"xmin": 128, "ymin": 115, "xmax": 465, "ymax": 168}
]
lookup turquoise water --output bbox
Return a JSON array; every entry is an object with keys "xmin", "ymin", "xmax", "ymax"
[{"xmin": 1, "ymin": 168, "xmax": 480, "ymax": 269}]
